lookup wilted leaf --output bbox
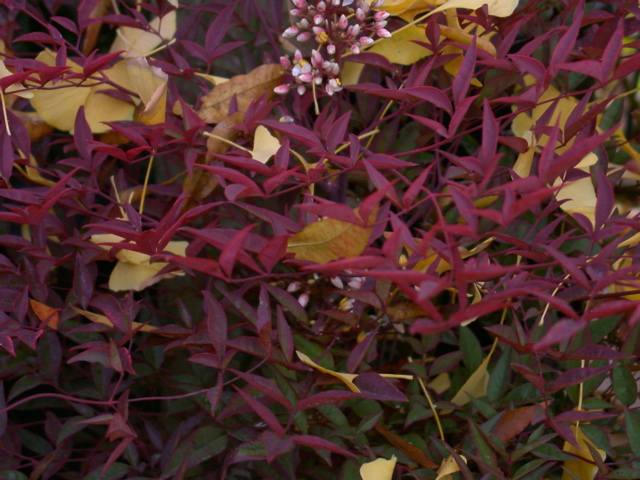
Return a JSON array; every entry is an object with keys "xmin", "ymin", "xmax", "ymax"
[
  {"xmin": 296, "ymin": 351, "xmax": 412, "ymax": 393},
  {"xmin": 250, "ymin": 126, "xmax": 280, "ymax": 164},
  {"xmin": 196, "ymin": 64, "xmax": 285, "ymax": 124},
  {"xmin": 561, "ymin": 425, "xmax": 606, "ymax": 480},
  {"xmin": 286, "ymin": 207, "xmax": 378, "ymax": 264},
  {"xmin": 360, "ymin": 455, "xmax": 397, "ymax": 480}
]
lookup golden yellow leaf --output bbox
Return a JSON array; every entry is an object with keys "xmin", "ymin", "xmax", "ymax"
[
  {"xmin": 286, "ymin": 207, "xmax": 378, "ymax": 264},
  {"xmin": 123, "ymin": 57, "xmax": 168, "ymax": 125},
  {"xmin": 30, "ymin": 50, "xmax": 135, "ymax": 133},
  {"xmin": 561, "ymin": 425, "xmax": 606, "ymax": 480},
  {"xmin": 382, "ymin": 0, "xmax": 441, "ymax": 22},
  {"xmin": 296, "ymin": 351, "xmax": 413, "ymax": 393},
  {"xmin": 72, "ymin": 306, "xmax": 158, "ymax": 334},
  {"xmin": 195, "ymin": 72, "xmax": 230, "ymax": 86},
  {"xmin": 196, "ymin": 64, "xmax": 285, "ymax": 124},
  {"xmin": 109, "ymin": 10, "xmax": 177, "ymax": 58},
  {"xmin": 360, "ymin": 456, "xmax": 397, "ymax": 480},
  {"xmin": 429, "ymin": 372, "xmax": 451, "ymax": 394},
  {"xmin": 450, "ymin": 356, "xmax": 490, "ymax": 407},
  {"xmin": 370, "ymin": 26, "xmax": 433, "ymax": 66},
  {"xmin": 435, "ymin": 455, "xmax": 467, "ymax": 480},
  {"xmin": 424, "ymin": 0, "xmax": 519, "ymax": 18},
  {"xmin": 250, "ymin": 125, "xmax": 280, "ymax": 163},
  {"xmin": 90, "ymin": 232, "xmax": 187, "ymax": 292}
]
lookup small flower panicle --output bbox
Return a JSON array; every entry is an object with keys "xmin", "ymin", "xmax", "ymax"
[{"xmin": 276, "ymin": 0, "xmax": 390, "ymax": 96}]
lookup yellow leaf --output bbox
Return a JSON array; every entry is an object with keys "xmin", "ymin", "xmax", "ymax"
[
  {"xmin": 369, "ymin": 26, "xmax": 433, "ymax": 66},
  {"xmin": 450, "ymin": 356, "xmax": 490, "ymax": 407},
  {"xmin": 424, "ymin": 0, "xmax": 519, "ymax": 19},
  {"xmin": 360, "ymin": 455, "xmax": 397, "ymax": 480},
  {"xmin": 90, "ymin": 233, "xmax": 187, "ymax": 292},
  {"xmin": 195, "ymin": 72, "xmax": 230, "ymax": 86},
  {"xmin": 72, "ymin": 306, "xmax": 158, "ymax": 334},
  {"xmin": 125, "ymin": 57, "xmax": 168, "ymax": 125},
  {"xmin": 296, "ymin": 351, "xmax": 413, "ymax": 393},
  {"xmin": 30, "ymin": 50, "xmax": 135, "ymax": 133},
  {"xmin": 250, "ymin": 126, "xmax": 280, "ymax": 163},
  {"xmin": 429, "ymin": 372, "xmax": 451, "ymax": 394},
  {"xmin": 561, "ymin": 425, "xmax": 606, "ymax": 480},
  {"xmin": 435, "ymin": 455, "xmax": 467, "ymax": 480},
  {"xmin": 109, "ymin": 10, "xmax": 177, "ymax": 58},
  {"xmin": 287, "ymin": 206, "xmax": 379, "ymax": 264}
]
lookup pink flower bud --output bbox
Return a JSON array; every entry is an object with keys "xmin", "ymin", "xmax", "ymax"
[
  {"xmin": 356, "ymin": 8, "xmax": 366, "ymax": 22},
  {"xmin": 330, "ymin": 63, "xmax": 340, "ymax": 75},
  {"xmin": 326, "ymin": 78, "xmax": 342, "ymax": 95},
  {"xmin": 312, "ymin": 26, "xmax": 325, "ymax": 35},
  {"xmin": 373, "ymin": 11, "xmax": 390, "ymax": 21},
  {"xmin": 376, "ymin": 28, "xmax": 391, "ymax": 38},
  {"xmin": 282, "ymin": 26, "xmax": 299, "ymax": 38},
  {"xmin": 311, "ymin": 49, "xmax": 324, "ymax": 66},
  {"xmin": 371, "ymin": 0, "xmax": 385, "ymax": 8},
  {"xmin": 297, "ymin": 32, "xmax": 312, "ymax": 41},
  {"xmin": 332, "ymin": 0, "xmax": 341, "ymax": 5},
  {"xmin": 299, "ymin": 18, "xmax": 310, "ymax": 28},
  {"xmin": 375, "ymin": 20, "xmax": 388, "ymax": 29},
  {"xmin": 298, "ymin": 293, "xmax": 310, "ymax": 307},
  {"xmin": 280, "ymin": 56, "xmax": 292, "ymax": 68},
  {"xmin": 297, "ymin": 85, "xmax": 306, "ymax": 95},
  {"xmin": 274, "ymin": 84, "xmax": 290, "ymax": 94},
  {"xmin": 290, "ymin": 8, "xmax": 302, "ymax": 16},
  {"xmin": 292, "ymin": 0, "xmax": 307, "ymax": 8},
  {"xmin": 350, "ymin": 44, "xmax": 360, "ymax": 54},
  {"xmin": 327, "ymin": 43, "xmax": 336, "ymax": 54},
  {"xmin": 337, "ymin": 14, "xmax": 348, "ymax": 30},
  {"xmin": 293, "ymin": 49, "xmax": 304, "ymax": 62},
  {"xmin": 342, "ymin": 0, "xmax": 354, "ymax": 5},
  {"xmin": 313, "ymin": 14, "xmax": 324, "ymax": 25},
  {"xmin": 347, "ymin": 24, "xmax": 360, "ymax": 37},
  {"xmin": 359, "ymin": 36, "xmax": 373, "ymax": 46},
  {"xmin": 317, "ymin": 1, "xmax": 326, "ymax": 11},
  {"xmin": 298, "ymin": 72, "xmax": 313, "ymax": 82}
]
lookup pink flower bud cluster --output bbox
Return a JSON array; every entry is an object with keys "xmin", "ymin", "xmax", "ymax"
[{"xmin": 276, "ymin": 0, "xmax": 390, "ymax": 97}]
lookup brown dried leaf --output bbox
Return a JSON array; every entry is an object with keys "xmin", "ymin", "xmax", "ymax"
[
  {"xmin": 286, "ymin": 206, "xmax": 378, "ymax": 264},
  {"xmin": 492, "ymin": 405, "xmax": 537, "ymax": 442},
  {"xmin": 197, "ymin": 63, "xmax": 285, "ymax": 124},
  {"xmin": 374, "ymin": 422, "xmax": 438, "ymax": 469}
]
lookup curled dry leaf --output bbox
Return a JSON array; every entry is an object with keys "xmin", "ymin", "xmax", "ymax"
[
  {"xmin": 194, "ymin": 63, "xmax": 285, "ymax": 124},
  {"xmin": 374, "ymin": 422, "xmax": 438, "ymax": 469},
  {"xmin": 360, "ymin": 455, "xmax": 397, "ymax": 480},
  {"xmin": 296, "ymin": 351, "xmax": 413, "ymax": 393},
  {"xmin": 286, "ymin": 206, "xmax": 378, "ymax": 264},
  {"xmin": 435, "ymin": 455, "xmax": 467, "ymax": 480}
]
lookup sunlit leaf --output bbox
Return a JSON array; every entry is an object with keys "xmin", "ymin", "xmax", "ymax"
[
  {"xmin": 561, "ymin": 425, "xmax": 606, "ymax": 480},
  {"xmin": 0, "ymin": 60, "xmax": 33, "ymax": 98},
  {"xmin": 287, "ymin": 207, "xmax": 378, "ymax": 264},
  {"xmin": 72, "ymin": 306, "xmax": 158, "ymax": 334},
  {"xmin": 424, "ymin": 0, "xmax": 519, "ymax": 18},
  {"xmin": 435, "ymin": 454, "xmax": 467, "ymax": 480},
  {"xmin": 360, "ymin": 455, "xmax": 397, "ymax": 480},
  {"xmin": 250, "ymin": 126, "xmax": 280, "ymax": 164}
]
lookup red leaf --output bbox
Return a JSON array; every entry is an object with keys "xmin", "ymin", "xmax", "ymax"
[
  {"xmin": 235, "ymin": 386, "xmax": 286, "ymax": 438},
  {"xmin": 296, "ymin": 391, "xmax": 361, "ymax": 412},
  {"xmin": 290, "ymin": 435, "xmax": 356, "ymax": 458},
  {"xmin": 218, "ymin": 224, "xmax": 257, "ymax": 277},
  {"xmin": 546, "ymin": 364, "xmax": 614, "ymax": 392},
  {"xmin": 233, "ymin": 370, "xmax": 292, "ymax": 409},
  {"xmin": 353, "ymin": 372, "xmax": 408, "ymax": 402},
  {"xmin": 452, "ymin": 36, "xmax": 477, "ymax": 106}
]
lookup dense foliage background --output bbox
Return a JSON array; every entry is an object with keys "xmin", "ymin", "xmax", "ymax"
[{"xmin": 0, "ymin": 0, "xmax": 639, "ymax": 478}]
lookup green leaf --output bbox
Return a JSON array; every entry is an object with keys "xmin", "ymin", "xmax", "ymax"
[
  {"xmin": 625, "ymin": 408, "xmax": 640, "ymax": 458},
  {"xmin": 608, "ymin": 468, "xmax": 640, "ymax": 479},
  {"xmin": 460, "ymin": 327, "xmax": 482, "ymax": 371},
  {"xmin": 511, "ymin": 459, "xmax": 549, "ymax": 480},
  {"xmin": 488, "ymin": 347, "xmax": 511, "ymax": 402},
  {"xmin": 612, "ymin": 364, "xmax": 637, "ymax": 406},
  {"xmin": 0, "ymin": 471, "xmax": 29, "ymax": 480}
]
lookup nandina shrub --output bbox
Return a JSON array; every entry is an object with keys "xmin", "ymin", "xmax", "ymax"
[{"xmin": 0, "ymin": 0, "xmax": 639, "ymax": 479}]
